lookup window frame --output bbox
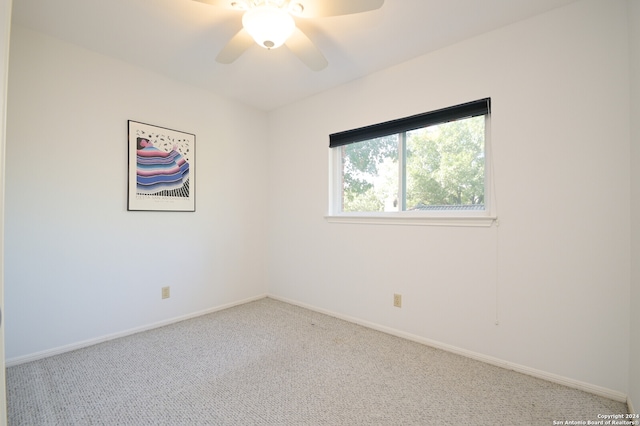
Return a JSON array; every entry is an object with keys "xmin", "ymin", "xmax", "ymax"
[{"xmin": 327, "ymin": 99, "xmax": 496, "ymax": 227}]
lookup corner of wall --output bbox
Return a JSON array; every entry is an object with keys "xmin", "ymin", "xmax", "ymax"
[{"xmin": 629, "ymin": 0, "xmax": 640, "ymax": 415}]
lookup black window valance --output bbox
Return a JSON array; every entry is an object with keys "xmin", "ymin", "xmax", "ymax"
[{"xmin": 329, "ymin": 98, "xmax": 491, "ymax": 148}]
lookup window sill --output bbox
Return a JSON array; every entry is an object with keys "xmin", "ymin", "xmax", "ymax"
[{"xmin": 325, "ymin": 214, "xmax": 497, "ymax": 227}]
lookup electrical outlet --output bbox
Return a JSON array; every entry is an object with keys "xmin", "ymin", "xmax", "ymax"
[
  {"xmin": 393, "ymin": 293, "xmax": 402, "ymax": 308},
  {"xmin": 162, "ymin": 286, "xmax": 170, "ymax": 299}
]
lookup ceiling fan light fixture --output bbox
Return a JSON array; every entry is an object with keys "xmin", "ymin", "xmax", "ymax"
[
  {"xmin": 289, "ymin": 2, "xmax": 304, "ymax": 14},
  {"xmin": 242, "ymin": 5, "xmax": 295, "ymax": 49},
  {"xmin": 230, "ymin": 1, "xmax": 250, "ymax": 10}
]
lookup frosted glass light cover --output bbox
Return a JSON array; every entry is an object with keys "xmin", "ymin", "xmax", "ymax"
[{"xmin": 242, "ymin": 6, "xmax": 295, "ymax": 49}]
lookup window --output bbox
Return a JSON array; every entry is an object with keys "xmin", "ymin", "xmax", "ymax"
[{"xmin": 328, "ymin": 98, "xmax": 494, "ymax": 226}]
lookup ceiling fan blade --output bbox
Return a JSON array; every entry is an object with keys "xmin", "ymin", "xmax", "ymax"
[
  {"xmin": 285, "ymin": 27, "xmax": 328, "ymax": 71},
  {"xmin": 216, "ymin": 28, "xmax": 255, "ymax": 64},
  {"xmin": 191, "ymin": 0, "xmax": 243, "ymax": 9},
  {"xmin": 292, "ymin": 0, "xmax": 384, "ymax": 18}
]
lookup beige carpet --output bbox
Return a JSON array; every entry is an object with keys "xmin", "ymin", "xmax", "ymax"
[{"xmin": 7, "ymin": 297, "xmax": 628, "ymax": 425}]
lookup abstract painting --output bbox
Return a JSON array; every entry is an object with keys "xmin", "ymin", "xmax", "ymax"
[{"xmin": 128, "ymin": 121, "xmax": 195, "ymax": 211}]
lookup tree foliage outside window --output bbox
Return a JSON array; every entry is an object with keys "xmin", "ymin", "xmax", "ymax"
[
  {"xmin": 341, "ymin": 116, "xmax": 485, "ymax": 212},
  {"xmin": 342, "ymin": 135, "xmax": 398, "ymax": 212}
]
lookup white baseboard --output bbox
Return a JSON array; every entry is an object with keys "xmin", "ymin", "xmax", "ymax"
[
  {"xmin": 5, "ymin": 294, "xmax": 267, "ymax": 367},
  {"xmin": 629, "ymin": 397, "xmax": 636, "ymax": 415},
  {"xmin": 267, "ymin": 294, "xmax": 628, "ymax": 404}
]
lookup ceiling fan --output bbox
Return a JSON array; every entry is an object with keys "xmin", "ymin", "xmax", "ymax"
[{"xmin": 193, "ymin": 0, "xmax": 385, "ymax": 71}]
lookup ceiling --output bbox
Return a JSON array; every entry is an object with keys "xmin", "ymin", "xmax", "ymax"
[{"xmin": 11, "ymin": 0, "xmax": 578, "ymax": 111}]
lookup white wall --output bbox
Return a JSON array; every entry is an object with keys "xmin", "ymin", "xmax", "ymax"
[
  {"xmin": 268, "ymin": 0, "xmax": 631, "ymax": 396},
  {"xmin": 629, "ymin": 0, "xmax": 640, "ymax": 414},
  {"xmin": 4, "ymin": 25, "xmax": 269, "ymax": 360}
]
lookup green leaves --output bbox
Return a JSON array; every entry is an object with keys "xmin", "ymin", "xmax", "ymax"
[
  {"xmin": 406, "ymin": 116, "xmax": 485, "ymax": 209},
  {"xmin": 342, "ymin": 135, "xmax": 398, "ymax": 212},
  {"xmin": 340, "ymin": 116, "xmax": 485, "ymax": 212}
]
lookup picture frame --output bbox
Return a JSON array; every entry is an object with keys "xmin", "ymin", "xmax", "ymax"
[{"xmin": 128, "ymin": 120, "xmax": 195, "ymax": 212}]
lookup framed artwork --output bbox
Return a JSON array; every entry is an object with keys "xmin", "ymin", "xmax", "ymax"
[{"xmin": 128, "ymin": 120, "xmax": 195, "ymax": 211}]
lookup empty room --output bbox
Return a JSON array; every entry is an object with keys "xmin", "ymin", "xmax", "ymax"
[{"xmin": 0, "ymin": 0, "xmax": 638, "ymax": 424}]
